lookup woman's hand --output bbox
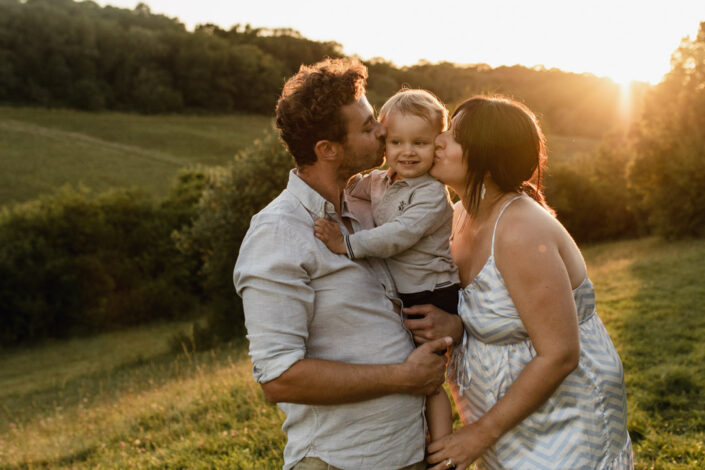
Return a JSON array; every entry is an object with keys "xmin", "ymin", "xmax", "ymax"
[
  {"xmin": 426, "ymin": 420, "xmax": 498, "ymax": 470},
  {"xmin": 403, "ymin": 304, "xmax": 464, "ymax": 345}
]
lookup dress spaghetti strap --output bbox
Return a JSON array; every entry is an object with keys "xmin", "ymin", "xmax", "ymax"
[{"xmin": 490, "ymin": 195, "xmax": 524, "ymax": 257}]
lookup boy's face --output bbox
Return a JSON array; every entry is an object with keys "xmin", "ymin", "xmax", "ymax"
[{"xmin": 384, "ymin": 112, "xmax": 438, "ymax": 179}]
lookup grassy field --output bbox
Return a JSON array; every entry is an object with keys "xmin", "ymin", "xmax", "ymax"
[
  {"xmin": 1, "ymin": 237, "xmax": 703, "ymax": 469},
  {"xmin": 0, "ymin": 106, "xmax": 597, "ymax": 206},
  {"xmin": 0, "ymin": 106, "xmax": 274, "ymax": 205}
]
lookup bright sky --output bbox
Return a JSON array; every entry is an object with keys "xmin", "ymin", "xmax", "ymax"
[{"xmin": 96, "ymin": 0, "xmax": 705, "ymax": 84}]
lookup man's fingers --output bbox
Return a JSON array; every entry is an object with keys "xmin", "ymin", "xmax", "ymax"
[
  {"xmin": 424, "ymin": 336, "xmax": 452, "ymax": 354},
  {"xmin": 412, "ymin": 334, "xmax": 428, "ymax": 345},
  {"xmin": 403, "ymin": 304, "xmax": 432, "ymax": 314},
  {"xmin": 427, "ymin": 439, "xmax": 445, "ymax": 454},
  {"xmin": 404, "ymin": 316, "xmax": 429, "ymax": 330}
]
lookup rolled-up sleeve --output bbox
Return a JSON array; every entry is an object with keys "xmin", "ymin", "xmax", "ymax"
[{"xmin": 233, "ymin": 214, "xmax": 315, "ymax": 384}]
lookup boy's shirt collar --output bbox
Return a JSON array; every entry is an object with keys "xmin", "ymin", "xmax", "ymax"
[{"xmin": 383, "ymin": 168, "xmax": 437, "ymax": 188}]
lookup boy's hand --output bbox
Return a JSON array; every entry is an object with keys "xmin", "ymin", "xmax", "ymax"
[{"xmin": 314, "ymin": 219, "xmax": 346, "ymax": 254}]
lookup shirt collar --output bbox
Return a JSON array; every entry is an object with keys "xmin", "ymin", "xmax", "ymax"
[
  {"xmin": 383, "ymin": 168, "xmax": 437, "ymax": 188},
  {"xmin": 286, "ymin": 169, "xmax": 353, "ymax": 220}
]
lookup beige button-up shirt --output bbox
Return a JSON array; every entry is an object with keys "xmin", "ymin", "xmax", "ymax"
[{"xmin": 234, "ymin": 170, "xmax": 425, "ymax": 470}]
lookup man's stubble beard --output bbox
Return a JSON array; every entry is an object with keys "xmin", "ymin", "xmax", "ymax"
[{"xmin": 337, "ymin": 139, "xmax": 385, "ymax": 181}]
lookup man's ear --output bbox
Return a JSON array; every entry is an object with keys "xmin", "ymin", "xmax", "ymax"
[{"xmin": 314, "ymin": 140, "xmax": 342, "ymax": 163}]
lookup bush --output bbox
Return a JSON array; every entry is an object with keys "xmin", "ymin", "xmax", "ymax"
[
  {"xmin": 0, "ymin": 169, "xmax": 206, "ymax": 347},
  {"xmin": 175, "ymin": 129, "xmax": 293, "ymax": 346},
  {"xmin": 630, "ymin": 133, "xmax": 705, "ymax": 239},
  {"xmin": 628, "ymin": 22, "xmax": 705, "ymax": 238},
  {"xmin": 545, "ymin": 134, "xmax": 641, "ymax": 243}
]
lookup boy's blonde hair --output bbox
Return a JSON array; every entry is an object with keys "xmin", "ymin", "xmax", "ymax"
[{"xmin": 378, "ymin": 88, "xmax": 448, "ymax": 132}]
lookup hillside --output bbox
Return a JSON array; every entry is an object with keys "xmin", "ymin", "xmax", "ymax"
[
  {"xmin": 0, "ymin": 106, "xmax": 273, "ymax": 204},
  {"xmin": 0, "ymin": 107, "xmax": 598, "ymax": 206},
  {"xmin": 1, "ymin": 237, "xmax": 702, "ymax": 469}
]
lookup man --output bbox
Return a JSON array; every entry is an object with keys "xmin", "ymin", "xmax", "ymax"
[{"xmin": 233, "ymin": 58, "xmax": 452, "ymax": 470}]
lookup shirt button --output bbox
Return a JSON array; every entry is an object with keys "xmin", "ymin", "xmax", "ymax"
[{"xmin": 325, "ymin": 202, "xmax": 334, "ymax": 212}]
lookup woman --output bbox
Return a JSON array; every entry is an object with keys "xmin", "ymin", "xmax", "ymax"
[{"xmin": 404, "ymin": 96, "xmax": 633, "ymax": 470}]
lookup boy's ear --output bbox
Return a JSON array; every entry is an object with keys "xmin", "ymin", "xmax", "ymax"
[{"xmin": 314, "ymin": 140, "xmax": 342, "ymax": 163}]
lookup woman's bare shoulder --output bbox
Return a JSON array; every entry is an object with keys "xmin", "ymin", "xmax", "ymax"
[
  {"xmin": 495, "ymin": 197, "xmax": 564, "ymax": 251},
  {"xmin": 495, "ymin": 197, "xmax": 586, "ymax": 281}
]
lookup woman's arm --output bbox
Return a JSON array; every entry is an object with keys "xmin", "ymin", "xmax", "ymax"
[{"xmin": 427, "ymin": 203, "xmax": 581, "ymax": 470}]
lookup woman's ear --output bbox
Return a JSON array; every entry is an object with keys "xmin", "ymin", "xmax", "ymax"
[{"xmin": 314, "ymin": 140, "xmax": 342, "ymax": 163}]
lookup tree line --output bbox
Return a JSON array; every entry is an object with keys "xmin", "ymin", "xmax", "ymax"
[
  {"xmin": 0, "ymin": 0, "xmax": 645, "ymax": 138},
  {"xmin": 2, "ymin": 1, "xmax": 703, "ymax": 348}
]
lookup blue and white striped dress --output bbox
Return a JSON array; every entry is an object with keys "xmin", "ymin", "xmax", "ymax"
[{"xmin": 449, "ymin": 196, "xmax": 633, "ymax": 469}]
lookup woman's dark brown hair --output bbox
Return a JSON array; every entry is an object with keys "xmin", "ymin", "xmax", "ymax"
[
  {"xmin": 451, "ymin": 95, "xmax": 553, "ymax": 215},
  {"xmin": 275, "ymin": 58, "xmax": 368, "ymax": 167}
]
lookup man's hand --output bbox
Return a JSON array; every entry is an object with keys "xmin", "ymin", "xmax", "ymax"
[
  {"xmin": 398, "ymin": 337, "xmax": 452, "ymax": 395},
  {"xmin": 404, "ymin": 305, "xmax": 464, "ymax": 346},
  {"xmin": 314, "ymin": 219, "xmax": 347, "ymax": 254}
]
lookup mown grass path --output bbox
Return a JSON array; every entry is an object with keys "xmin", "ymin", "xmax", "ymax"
[{"xmin": 0, "ymin": 239, "xmax": 702, "ymax": 468}]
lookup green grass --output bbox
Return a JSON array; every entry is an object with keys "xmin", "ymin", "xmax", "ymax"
[
  {"xmin": 584, "ymin": 237, "xmax": 705, "ymax": 469},
  {"xmin": 0, "ymin": 106, "xmax": 594, "ymax": 207},
  {"xmin": 1, "ymin": 237, "xmax": 703, "ymax": 468},
  {"xmin": 0, "ymin": 321, "xmax": 286, "ymax": 469},
  {"xmin": 0, "ymin": 106, "xmax": 273, "ymax": 205}
]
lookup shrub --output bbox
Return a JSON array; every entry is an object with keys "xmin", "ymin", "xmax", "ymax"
[
  {"xmin": 628, "ymin": 22, "xmax": 705, "ymax": 238},
  {"xmin": 545, "ymin": 134, "xmax": 641, "ymax": 243},
  {"xmin": 0, "ymin": 170, "xmax": 206, "ymax": 347},
  {"xmin": 175, "ymin": 129, "xmax": 293, "ymax": 346}
]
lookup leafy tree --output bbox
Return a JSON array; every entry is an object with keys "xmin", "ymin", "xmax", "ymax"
[
  {"xmin": 175, "ymin": 129, "xmax": 293, "ymax": 343},
  {"xmin": 546, "ymin": 134, "xmax": 641, "ymax": 242},
  {"xmin": 629, "ymin": 21, "xmax": 705, "ymax": 237},
  {"xmin": 0, "ymin": 172, "xmax": 206, "ymax": 347}
]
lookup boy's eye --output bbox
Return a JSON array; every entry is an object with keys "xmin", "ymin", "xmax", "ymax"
[
  {"xmin": 389, "ymin": 140, "xmax": 400, "ymax": 145},
  {"xmin": 415, "ymin": 141, "xmax": 428, "ymax": 146}
]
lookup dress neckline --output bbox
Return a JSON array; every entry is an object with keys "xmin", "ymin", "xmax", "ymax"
[{"xmin": 461, "ymin": 258, "xmax": 590, "ymax": 294}]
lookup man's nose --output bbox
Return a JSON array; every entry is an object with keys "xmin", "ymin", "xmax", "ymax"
[{"xmin": 434, "ymin": 133, "xmax": 445, "ymax": 148}]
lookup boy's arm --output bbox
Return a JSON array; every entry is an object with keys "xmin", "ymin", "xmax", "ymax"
[{"xmin": 347, "ymin": 182, "xmax": 452, "ymax": 260}]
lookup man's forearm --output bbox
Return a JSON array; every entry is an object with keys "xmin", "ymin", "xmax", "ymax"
[
  {"xmin": 260, "ymin": 337, "xmax": 451, "ymax": 405},
  {"xmin": 260, "ymin": 358, "xmax": 412, "ymax": 405}
]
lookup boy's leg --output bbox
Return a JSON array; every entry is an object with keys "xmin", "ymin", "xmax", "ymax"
[{"xmin": 426, "ymin": 389, "xmax": 453, "ymax": 443}]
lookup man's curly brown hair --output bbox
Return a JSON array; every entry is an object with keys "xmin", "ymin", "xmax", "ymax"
[{"xmin": 275, "ymin": 58, "xmax": 368, "ymax": 167}]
